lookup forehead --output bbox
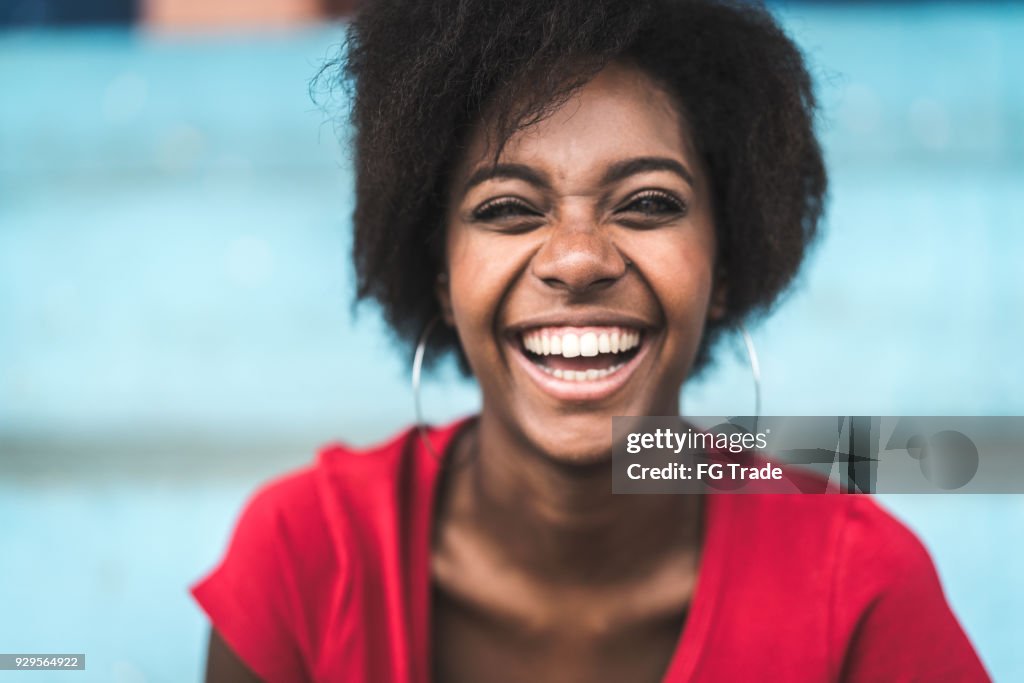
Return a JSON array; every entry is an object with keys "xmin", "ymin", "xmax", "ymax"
[{"xmin": 455, "ymin": 62, "xmax": 698, "ymax": 185}]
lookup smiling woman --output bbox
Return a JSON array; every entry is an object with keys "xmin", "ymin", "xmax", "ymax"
[
  {"xmin": 440, "ymin": 63, "xmax": 721, "ymax": 462},
  {"xmin": 190, "ymin": 1, "xmax": 990, "ymax": 682}
]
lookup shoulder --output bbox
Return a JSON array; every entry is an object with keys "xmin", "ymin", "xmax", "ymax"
[
  {"xmin": 736, "ymin": 483, "xmax": 914, "ymax": 533},
  {"xmin": 834, "ymin": 495, "xmax": 933, "ymax": 576},
  {"xmin": 747, "ymin": 493, "xmax": 989, "ymax": 680},
  {"xmin": 705, "ymin": 492, "xmax": 988, "ymax": 680},
  {"xmin": 716, "ymin": 483, "xmax": 939, "ymax": 627},
  {"xmin": 725, "ymin": 488, "xmax": 931, "ymax": 581},
  {"xmin": 191, "ymin": 421, "xmax": 465, "ymax": 680},
  {"xmin": 237, "ymin": 422, "xmax": 434, "ymax": 551},
  {"xmin": 196, "ymin": 421, "xmax": 450, "ymax": 598},
  {"xmin": 314, "ymin": 422, "xmax": 423, "ymax": 489},
  {"xmin": 829, "ymin": 496, "xmax": 990, "ymax": 679},
  {"xmin": 244, "ymin": 419, "xmax": 455, "ymax": 510},
  {"xmin": 232, "ymin": 418, "xmax": 469, "ymax": 566},
  {"xmin": 828, "ymin": 495, "xmax": 948, "ymax": 623}
]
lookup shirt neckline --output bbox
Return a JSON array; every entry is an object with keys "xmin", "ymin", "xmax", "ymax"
[{"xmin": 415, "ymin": 416, "xmax": 729, "ymax": 682}]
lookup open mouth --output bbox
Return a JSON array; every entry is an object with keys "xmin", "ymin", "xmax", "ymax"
[
  {"xmin": 519, "ymin": 327, "xmax": 643, "ymax": 380},
  {"xmin": 509, "ymin": 324, "xmax": 650, "ymax": 401}
]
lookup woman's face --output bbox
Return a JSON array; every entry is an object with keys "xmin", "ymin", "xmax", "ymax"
[{"xmin": 442, "ymin": 62, "xmax": 722, "ymax": 464}]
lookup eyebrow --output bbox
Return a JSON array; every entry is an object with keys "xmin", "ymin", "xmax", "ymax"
[
  {"xmin": 462, "ymin": 163, "xmax": 552, "ymax": 195},
  {"xmin": 601, "ymin": 156, "xmax": 696, "ymax": 188},
  {"xmin": 460, "ymin": 155, "xmax": 696, "ymax": 196}
]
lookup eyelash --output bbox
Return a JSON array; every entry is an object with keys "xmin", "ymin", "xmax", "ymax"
[
  {"xmin": 471, "ymin": 197, "xmax": 540, "ymax": 222},
  {"xmin": 470, "ymin": 189, "xmax": 688, "ymax": 225},
  {"xmin": 617, "ymin": 190, "xmax": 687, "ymax": 218}
]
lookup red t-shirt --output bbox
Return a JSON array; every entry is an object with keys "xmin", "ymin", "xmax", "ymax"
[{"xmin": 190, "ymin": 418, "xmax": 990, "ymax": 682}]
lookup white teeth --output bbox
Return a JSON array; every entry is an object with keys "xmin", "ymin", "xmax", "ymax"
[
  {"xmin": 539, "ymin": 363, "xmax": 625, "ymax": 381},
  {"xmin": 561, "ymin": 333, "xmax": 580, "ymax": 358},
  {"xmin": 521, "ymin": 327, "xmax": 642, "ymax": 358},
  {"xmin": 579, "ymin": 332, "xmax": 598, "ymax": 357},
  {"xmin": 520, "ymin": 327, "xmax": 641, "ymax": 382}
]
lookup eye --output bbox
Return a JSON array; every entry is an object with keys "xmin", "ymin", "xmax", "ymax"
[
  {"xmin": 471, "ymin": 197, "xmax": 543, "ymax": 222},
  {"xmin": 617, "ymin": 190, "xmax": 687, "ymax": 219}
]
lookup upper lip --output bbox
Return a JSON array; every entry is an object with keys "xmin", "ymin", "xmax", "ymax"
[{"xmin": 505, "ymin": 311, "xmax": 655, "ymax": 336}]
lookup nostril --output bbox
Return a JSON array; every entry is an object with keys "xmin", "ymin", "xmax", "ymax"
[
  {"xmin": 531, "ymin": 230, "xmax": 630, "ymax": 293},
  {"xmin": 541, "ymin": 277, "xmax": 565, "ymax": 290},
  {"xmin": 540, "ymin": 274, "xmax": 619, "ymax": 295},
  {"xmin": 587, "ymin": 276, "xmax": 619, "ymax": 292}
]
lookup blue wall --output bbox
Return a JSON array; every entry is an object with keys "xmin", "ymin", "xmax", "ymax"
[{"xmin": 1, "ymin": 4, "xmax": 1022, "ymax": 681}]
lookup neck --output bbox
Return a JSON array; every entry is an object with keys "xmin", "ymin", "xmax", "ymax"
[{"xmin": 445, "ymin": 411, "xmax": 703, "ymax": 585}]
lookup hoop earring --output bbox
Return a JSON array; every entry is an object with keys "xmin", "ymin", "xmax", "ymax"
[
  {"xmin": 412, "ymin": 316, "xmax": 441, "ymax": 459},
  {"xmin": 738, "ymin": 322, "xmax": 762, "ymax": 420},
  {"xmin": 682, "ymin": 322, "xmax": 762, "ymax": 421}
]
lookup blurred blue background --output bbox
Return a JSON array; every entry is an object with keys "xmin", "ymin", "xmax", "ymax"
[{"xmin": 1, "ymin": 2, "xmax": 1022, "ymax": 681}]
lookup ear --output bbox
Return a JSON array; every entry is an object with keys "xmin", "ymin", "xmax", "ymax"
[
  {"xmin": 435, "ymin": 272, "xmax": 455, "ymax": 326},
  {"xmin": 707, "ymin": 267, "xmax": 729, "ymax": 321}
]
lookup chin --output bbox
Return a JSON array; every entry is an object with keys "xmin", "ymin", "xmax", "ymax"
[{"xmin": 515, "ymin": 409, "xmax": 630, "ymax": 467}]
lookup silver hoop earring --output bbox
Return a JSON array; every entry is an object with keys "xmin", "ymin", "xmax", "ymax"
[
  {"xmin": 738, "ymin": 322, "xmax": 762, "ymax": 420},
  {"xmin": 412, "ymin": 316, "xmax": 441, "ymax": 459},
  {"xmin": 682, "ymin": 322, "xmax": 762, "ymax": 420}
]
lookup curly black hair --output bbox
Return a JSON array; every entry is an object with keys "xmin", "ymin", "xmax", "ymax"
[{"xmin": 335, "ymin": 0, "xmax": 827, "ymax": 375}]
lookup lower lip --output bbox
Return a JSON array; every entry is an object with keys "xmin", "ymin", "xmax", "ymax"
[{"xmin": 509, "ymin": 336, "xmax": 651, "ymax": 403}]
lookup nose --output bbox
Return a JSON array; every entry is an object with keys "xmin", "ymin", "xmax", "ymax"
[{"xmin": 530, "ymin": 211, "xmax": 628, "ymax": 294}]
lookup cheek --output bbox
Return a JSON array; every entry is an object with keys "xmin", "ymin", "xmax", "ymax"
[
  {"xmin": 625, "ymin": 229, "xmax": 717, "ymax": 329},
  {"xmin": 444, "ymin": 228, "xmax": 531, "ymax": 357},
  {"xmin": 662, "ymin": 250, "xmax": 715, "ymax": 323},
  {"xmin": 642, "ymin": 235, "xmax": 716, "ymax": 388}
]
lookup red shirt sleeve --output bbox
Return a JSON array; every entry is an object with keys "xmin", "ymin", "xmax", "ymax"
[
  {"xmin": 191, "ymin": 476, "xmax": 313, "ymax": 683},
  {"xmin": 834, "ymin": 498, "xmax": 990, "ymax": 682}
]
